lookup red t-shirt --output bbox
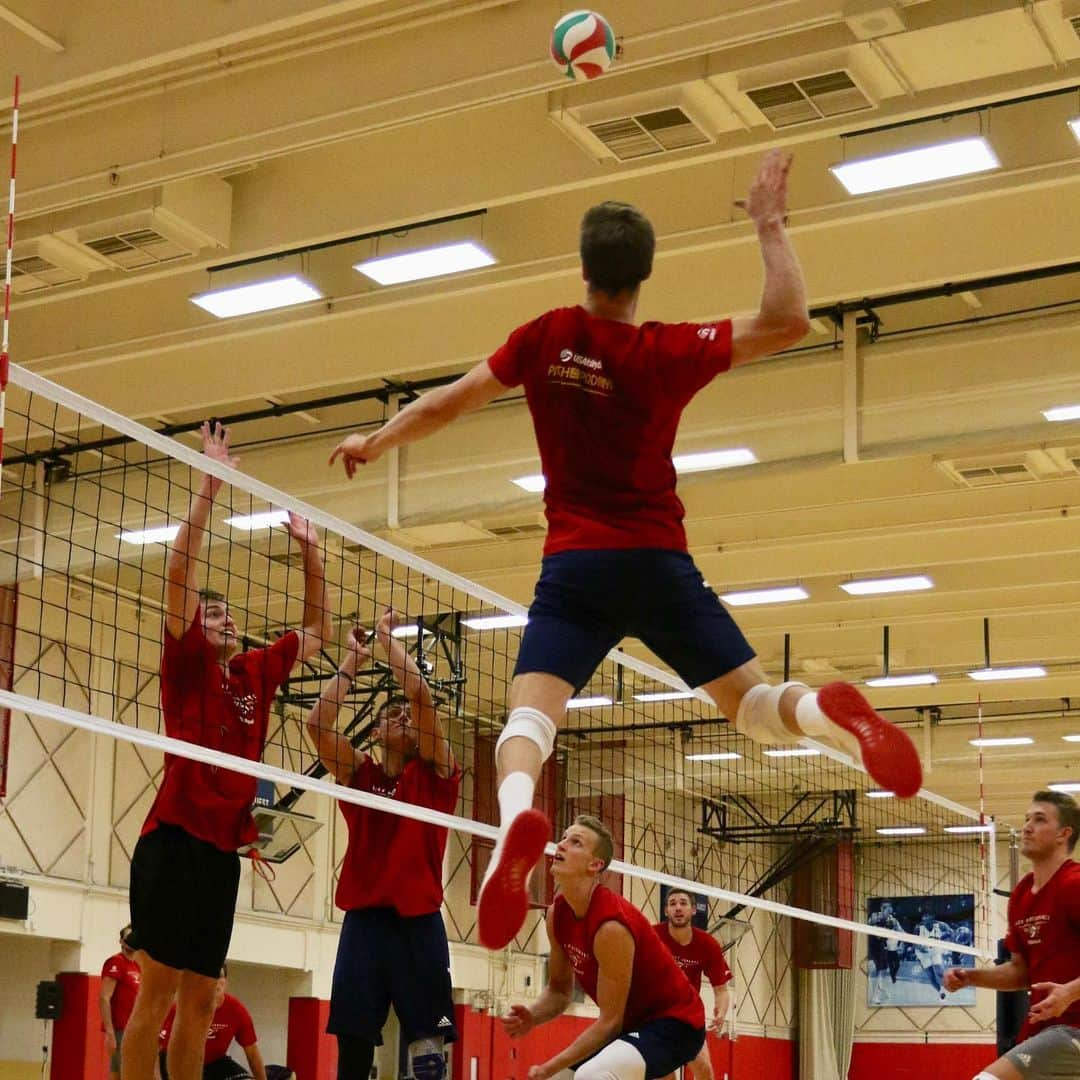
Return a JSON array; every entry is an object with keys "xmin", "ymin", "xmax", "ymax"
[
  {"xmin": 100, "ymin": 953, "xmax": 141, "ymax": 1031},
  {"xmin": 551, "ymin": 885, "xmax": 705, "ymax": 1033},
  {"xmin": 488, "ymin": 306, "xmax": 733, "ymax": 555},
  {"xmin": 335, "ymin": 755, "xmax": 462, "ymax": 917},
  {"xmin": 160, "ymin": 993, "xmax": 256, "ymax": 1063},
  {"xmin": 652, "ymin": 923, "xmax": 732, "ymax": 995},
  {"xmin": 1004, "ymin": 859, "xmax": 1080, "ymax": 1039},
  {"xmin": 142, "ymin": 610, "xmax": 299, "ymax": 852}
]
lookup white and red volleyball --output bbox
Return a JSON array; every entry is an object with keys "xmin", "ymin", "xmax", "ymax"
[{"xmin": 550, "ymin": 10, "xmax": 616, "ymax": 82}]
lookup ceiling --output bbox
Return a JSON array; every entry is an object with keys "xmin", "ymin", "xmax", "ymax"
[{"xmin": 3, "ymin": 0, "xmax": 1080, "ymax": 828}]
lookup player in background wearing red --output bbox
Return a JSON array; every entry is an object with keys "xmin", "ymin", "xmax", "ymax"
[
  {"xmin": 100, "ymin": 926, "xmax": 143, "ymax": 1080},
  {"xmin": 944, "ymin": 790, "xmax": 1080, "ymax": 1079},
  {"xmin": 159, "ymin": 966, "xmax": 267, "ymax": 1080},
  {"xmin": 502, "ymin": 815, "xmax": 705, "ymax": 1080},
  {"xmin": 123, "ymin": 423, "xmax": 330, "ymax": 1080},
  {"xmin": 654, "ymin": 890, "xmax": 732, "ymax": 1080},
  {"xmin": 329, "ymin": 150, "xmax": 923, "ymax": 950},
  {"xmin": 305, "ymin": 610, "xmax": 460, "ymax": 1080}
]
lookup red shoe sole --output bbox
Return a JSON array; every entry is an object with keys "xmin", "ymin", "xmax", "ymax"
[
  {"xmin": 478, "ymin": 809, "xmax": 551, "ymax": 949},
  {"xmin": 817, "ymin": 682, "xmax": 923, "ymax": 798}
]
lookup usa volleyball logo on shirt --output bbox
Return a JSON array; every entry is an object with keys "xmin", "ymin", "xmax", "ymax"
[{"xmin": 548, "ymin": 347, "xmax": 613, "ymax": 395}]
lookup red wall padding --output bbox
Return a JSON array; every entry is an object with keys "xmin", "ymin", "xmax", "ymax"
[
  {"xmin": 849, "ymin": 1041, "xmax": 996, "ymax": 1079},
  {"xmin": 51, "ymin": 972, "xmax": 107, "ymax": 1080},
  {"xmin": 287, "ymin": 997, "xmax": 336, "ymax": 1080}
]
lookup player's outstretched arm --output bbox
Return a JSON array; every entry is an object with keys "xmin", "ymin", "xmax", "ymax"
[
  {"xmin": 329, "ymin": 361, "xmax": 506, "ymax": 477},
  {"xmin": 241, "ymin": 1041, "xmax": 268, "ymax": 1080},
  {"xmin": 165, "ymin": 421, "xmax": 236, "ymax": 639},
  {"xmin": 730, "ymin": 150, "xmax": 810, "ymax": 369},
  {"xmin": 943, "ymin": 952, "xmax": 1028, "ymax": 994},
  {"xmin": 304, "ymin": 627, "xmax": 368, "ymax": 785},
  {"xmin": 530, "ymin": 921, "xmax": 634, "ymax": 1080},
  {"xmin": 284, "ymin": 512, "xmax": 332, "ymax": 661},
  {"xmin": 502, "ymin": 912, "xmax": 574, "ymax": 1043},
  {"xmin": 374, "ymin": 609, "xmax": 455, "ymax": 777}
]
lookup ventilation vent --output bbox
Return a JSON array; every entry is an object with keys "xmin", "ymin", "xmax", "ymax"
[
  {"xmin": 746, "ymin": 70, "xmax": 872, "ymax": 129},
  {"xmin": 954, "ymin": 463, "xmax": 1034, "ymax": 487},
  {"xmin": 83, "ymin": 228, "xmax": 194, "ymax": 271},
  {"xmin": 489, "ymin": 522, "xmax": 547, "ymax": 539},
  {"xmin": 1069, "ymin": 14, "xmax": 1080, "ymax": 40},
  {"xmin": 586, "ymin": 107, "xmax": 711, "ymax": 161},
  {"xmin": 10, "ymin": 254, "xmax": 82, "ymax": 294}
]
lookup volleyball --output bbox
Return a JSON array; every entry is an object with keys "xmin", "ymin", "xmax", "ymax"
[{"xmin": 550, "ymin": 10, "xmax": 616, "ymax": 82}]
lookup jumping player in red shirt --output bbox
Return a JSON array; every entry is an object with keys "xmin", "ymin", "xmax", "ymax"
[
  {"xmin": 329, "ymin": 150, "xmax": 923, "ymax": 950},
  {"xmin": 653, "ymin": 890, "xmax": 732, "ymax": 1080},
  {"xmin": 123, "ymin": 422, "xmax": 330, "ymax": 1080},
  {"xmin": 100, "ymin": 925, "xmax": 143, "ymax": 1080},
  {"xmin": 305, "ymin": 609, "xmax": 461, "ymax": 1080},
  {"xmin": 502, "ymin": 815, "xmax": 704, "ymax": 1080},
  {"xmin": 944, "ymin": 790, "xmax": 1080, "ymax": 1080}
]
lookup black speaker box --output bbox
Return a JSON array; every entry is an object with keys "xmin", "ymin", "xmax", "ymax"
[
  {"xmin": 35, "ymin": 980, "xmax": 63, "ymax": 1020},
  {"xmin": 0, "ymin": 879, "xmax": 29, "ymax": 919}
]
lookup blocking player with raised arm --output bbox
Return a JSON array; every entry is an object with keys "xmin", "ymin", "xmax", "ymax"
[
  {"xmin": 944, "ymin": 791, "xmax": 1080, "ymax": 1080},
  {"xmin": 304, "ymin": 609, "xmax": 461, "ymax": 1080},
  {"xmin": 329, "ymin": 150, "xmax": 923, "ymax": 950},
  {"xmin": 654, "ymin": 890, "xmax": 732, "ymax": 1080},
  {"xmin": 122, "ymin": 423, "xmax": 330, "ymax": 1080},
  {"xmin": 502, "ymin": 815, "xmax": 705, "ymax": 1080}
]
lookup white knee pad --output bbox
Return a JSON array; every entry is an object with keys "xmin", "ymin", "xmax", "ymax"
[
  {"xmin": 972, "ymin": 1074, "xmax": 998, "ymax": 1080},
  {"xmin": 574, "ymin": 1039, "xmax": 647, "ymax": 1080},
  {"xmin": 496, "ymin": 706, "xmax": 556, "ymax": 761},
  {"xmin": 734, "ymin": 681, "xmax": 807, "ymax": 745}
]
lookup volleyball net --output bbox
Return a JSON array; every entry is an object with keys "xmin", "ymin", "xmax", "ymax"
[{"xmin": 0, "ymin": 362, "xmax": 995, "ymax": 976}]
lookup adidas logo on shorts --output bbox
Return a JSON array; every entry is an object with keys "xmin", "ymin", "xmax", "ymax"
[{"xmin": 437, "ymin": 1016, "xmax": 452, "ymax": 1028}]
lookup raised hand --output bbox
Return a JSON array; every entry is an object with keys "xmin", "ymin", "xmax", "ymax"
[
  {"xmin": 344, "ymin": 626, "xmax": 372, "ymax": 664},
  {"xmin": 285, "ymin": 510, "xmax": 319, "ymax": 549},
  {"xmin": 329, "ymin": 432, "xmax": 380, "ymax": 478},
  {"xmin": 735, "ymin": 149, "xmax": 793, "ymax": 229},
  {"xmin": 201, "ymin": 420, "xmax": 238, "ymax": 468},
  {"xmin": 375, "ymin": 608, "xmax": 403, "ymax": 637}
]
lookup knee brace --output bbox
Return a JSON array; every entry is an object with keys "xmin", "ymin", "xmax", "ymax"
[
  {"xmin": 496, "ymin": 706, "xmax": 556, "ymax": 761},
  {"xmin": 734, "ymin": 681, "xmax": 807, "ymax": 744},
  {"xmin": 408, "ymin": 1037, "xmax": 445, "ymax": 1080}
]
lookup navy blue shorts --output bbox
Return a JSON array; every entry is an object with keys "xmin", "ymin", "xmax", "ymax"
[
  {"xmin": 576, "ymin": 1019, "xmax": 706, "ymax": 1079},
  {"xmin": 328, "ymin": 908, "xmax": 458, "ymax": 1045},
  {"xmin": 515, "ymin": 549, "xmax": 756, "ymax": 693}
]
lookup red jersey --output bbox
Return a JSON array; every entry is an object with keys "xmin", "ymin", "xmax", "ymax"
[
  {"xmin": 1004, "ymin": 859, "xmax": 1080, "ymax": 1039},
  {"xmin": 551, "ymin": 885, "xmax": 705, "ymax": 1033},
  {"xmin": 160, "ymin": 993, "xmax": 256, "ymax": 1062},
  {"xmin": 100, "ymin": 953, "xmax": 141, "ymax": 1031},
  {"xmin": 142, "ymin": 610, "xmax": 299, "ymax": 852},
  {"xmin": 652, "ymin": 923, "xmax": 732, "ymax": 995},
  {"xmin": 335, "ymin": 755, "xmax": 461, "ymax": 917},
  {"xmin": 488, "ymin": 306, "xmax": 733, "ymax": 556}
]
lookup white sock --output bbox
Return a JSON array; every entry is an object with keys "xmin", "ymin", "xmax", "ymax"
[
  {"xmin": 497, "ymin": 771, "xmax": 535, "ymax": 828},
  {"xmin": 795, "ymin": 693, "xmax": 860, "ymax": 757}
]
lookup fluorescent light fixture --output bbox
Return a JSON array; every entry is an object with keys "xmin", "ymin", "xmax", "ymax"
[
  {"xmin": 1048, "ymin": 781, "xmax": 1080, "ymax": 794},
  {"xmin": 511, "ymin": 474, "xmax": 546, "ymax": 493},
  {"xmin": 967, "ymin": 666, "xmax": 1047, "ymax": 682},
  {"xmin": 566, "ymin": 696, "xmax": 613, "ymax": 709},
  {"xmin": 1061, "ymin": 735, "xmax": 1080, "ymax": 743},
  {"xmin": 865, "ymin": 673, "xmax": 939, "ymax": 688},
  {"xmin": 866, "ymin": 790, "xmax": 895, "ymax": 799},
  {"xmin": 391, "ymin": 625, "xmax": 433, "ymax": 639},
  {"xmin": 830, "ymin": 136, "xmax": 1000, "ymax": 196},
  {"xmin": 1042, "ymin": 404, "xmax": 1080, "ymax": 422},
  {"xmin": 461, "ymin": 614, "xmax": 529, "ymax": 631},
  {"xmin": 635, "ymin": 691, "xmax": 697, "ymax": 702},
  {"xmin": 944, "ymin": 824, "xmax": 993, "ymax": 835},
  {"xmin": 354, "ymin": 241, "xmax": 496, "ymax": 286},
  {"xmin": 672, "ymin": 448, "xmax": 757, "ymax": 473},
  {"xmin": 762, "ymin": 747, "xmax": 820, "ymax": 758},
  {"xmin": 685, "ymin": 751, "xmax": 742, "ymax": 762},
  {"xmin": 876, "ymin": 826, "xmax": 926, "ymax": 836},
  {"xmin": 841, "ymin": 574, "xmax": 934, "ymax": 596},
  {"xmin": 191, "ymin": 275, "xmax": 323, "ymax": 319},
  {"xmin": 223, "ymin": 509, "xmax": 290, "ymax": 531},
  {"xmin": 1070, "ymin": 117, "xmax": 1080, "ymax": 143},
  {"xmin": 721, "ymin": 586, "xmax": 809, "ymax": 607},
  {"xmin": 117, "ymin": 525, "xmax": 180, "ymax": 545},
  {"xmin": 968, "ymin": 736, "xmax": 1034, "ymax": 748}
]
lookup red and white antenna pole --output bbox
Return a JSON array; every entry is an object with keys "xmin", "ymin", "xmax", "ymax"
[{"xmin": 0, "ymin": 75, "xmax": 20, "ymax": 470}]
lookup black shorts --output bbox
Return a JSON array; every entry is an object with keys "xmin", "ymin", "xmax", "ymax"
[
  {"xmin": 516, "ymin": 549, "xmax": 756, "ymax": 693},
  {"xmin": 328, "ymin": 908, "xmax": 458, "ymax": 1045},
  {"xmin": 576, "ymin": 1019, "xmax": 706, "ymax": 1079},
  {"xmin": 128, "ymin": 824, "xmax": 241, "ymax": 979}
]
